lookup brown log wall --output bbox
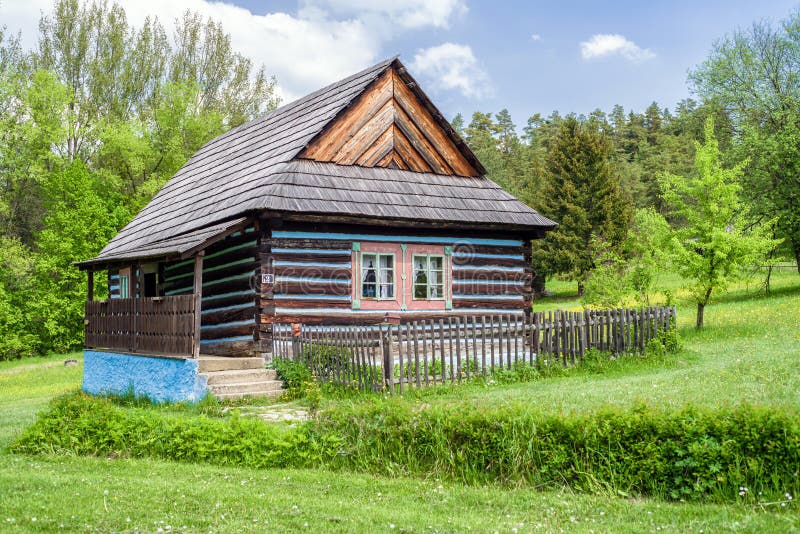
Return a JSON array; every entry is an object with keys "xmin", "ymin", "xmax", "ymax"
[
  {"xmin": 162, "ymin": 224, "xmax": 259, "ymax": 355},
  {"xmin": 258, "ymin": 224, "xmax": 534, "ymax": 337}
]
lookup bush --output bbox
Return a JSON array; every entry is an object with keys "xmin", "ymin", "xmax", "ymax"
[
  {"xmin": 315, "ymin": 399, "xmax": 800, "ymax": 502},
  {"xmin": 660, "ymin": 324, "xmax": 682, "ymax": 353},
  {"xmin": 12, "ymin": 392, "xmax": 340, "ymax": 467},
  {"xmin": 15, "ymin": 392, "xmax": 800, "ymax": 503},
  {"xmin": 271, "ymin": 357, "xmax": 313, "ymax": 399},
  {"xmin": 486, "ymin": 361, "xmax": 540, "ymax": 384},
  {"xmin": 298, "ymin": 345, "xmax": 349, "ymax": 379}
]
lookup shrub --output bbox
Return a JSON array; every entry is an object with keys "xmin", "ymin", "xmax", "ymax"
[
  {"xmin": 15, "ymin": 392, "xmax": 800, "ymax": 504},
  {"xmin": 271, "ymin": 357, "xmax": 313, "ymax": 400},
  {"xmin": 487, "ymin": 361, "xmax": 540, "ymax": 384},
  {"xmin": 12, "ymin": 392, "xmax": 341, "ymax": 467},
  {"xmin": 660, "ymin": 323, "xmax": 682, "ymax": 353},
  {"xmin": 645, "ymin": 338, "xmax": 667, "ymax": 358},
  {"xmin": 315, "ymin": 399, "xmax": 800, "ymax": 502},
  {"xmin": 580, "ymin": 348, "xmax": 615, "ymax": 373},
  {"xmin": 298, "ymin": 345, "xmax": 350, "ymax": 379}
]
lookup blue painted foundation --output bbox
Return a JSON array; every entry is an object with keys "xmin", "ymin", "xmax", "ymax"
[{"xmin": 82, "ymin": 350, "xmax": 208, "ymax": 403}]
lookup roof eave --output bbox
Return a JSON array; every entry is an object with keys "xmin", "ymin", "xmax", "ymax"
[
  {"xmin": 262, "ymin": 210, "xmax": 555, "ymax": 239},
  {"xmin": 75, "ymin": 216, "xmax": 253, "ymax": 271}
]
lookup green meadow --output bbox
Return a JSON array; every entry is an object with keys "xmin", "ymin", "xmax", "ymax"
[{"xmin": 1, "ymin": 272, "xmax": 798, "ymax": 532}]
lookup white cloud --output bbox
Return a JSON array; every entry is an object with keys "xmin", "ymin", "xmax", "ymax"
[
  {"xmin": 530, "ymin": 33, "xmax": 542, "ymax": 42},
  {"xmin": 410, "ymin": 42, "xmax": 491, "ymax": 99},
  {"xmin": 0, "ymin": 0, "xmax": 467, "ymax": 103},
  {"xmin": 580, "ymin": 34, "xmax": 654, "ymax": 62},
  {"xmin": 301, "ymin": 0, "xmax": 467, "ymax": 30}
]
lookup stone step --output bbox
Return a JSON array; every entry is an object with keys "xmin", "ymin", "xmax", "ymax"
[
  {"xmin": 202, "ymin": 368, "xmax": 278, "ymax": 385},
  {"xmin": 213, "ymin": 389, "xmax": 284, "ymax": 401},
  {"xmin": 198, "ymin": 356, "xmax": 265, "ymax": 373},
  {"xmin": 208, "ymin": 380, "xmax": 284, "ymax": 396}
]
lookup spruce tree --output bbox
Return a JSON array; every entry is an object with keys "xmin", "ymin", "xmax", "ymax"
[{"xmin": 531, "ymin": 116, "xmax": 632, "ymax": 294}]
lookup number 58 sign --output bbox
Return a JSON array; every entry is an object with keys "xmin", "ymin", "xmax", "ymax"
[{"xmin": 261, "ymin": 273, "xmax": 274, "ymax": 285}]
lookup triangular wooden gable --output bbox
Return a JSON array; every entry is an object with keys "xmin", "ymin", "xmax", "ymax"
[{"xmin": 299, "ymin": 64, "xmax": 480, "ymax": 177}]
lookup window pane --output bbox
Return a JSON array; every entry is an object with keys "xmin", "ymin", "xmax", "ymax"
[
  {"xmin": 120, "ymin": 276, "xmax": 129, "ymax": 298},
  {"xmin": 430, "ymin": 284, "xmax": 444, "ymax": 298},
  {"xmin": 362, "ymin": 254, "xmax": 377, "ymax": 298},
  {"xmin": 413, "ymin": 284, "xmax": 427, "ymax": 299},
  {"xmin": 380, "ymin": 284, "xmax": 394, "ymax": 298},
  {"xmin": 413, "ymin": 256, "xmax": 428, "ymax": 299},
  {"xmin": 429, "ymin": 256, "xmax": 443, "ymax": 270}
]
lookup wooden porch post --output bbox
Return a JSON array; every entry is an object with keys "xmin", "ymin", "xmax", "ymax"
[
  {"xmin": 192, "ymin": 251, "xmax": 204, "ymax": 358},
  {"xmin": 132, "ymin": 263, "xmax": 139, "ymax": 353},
  {"xmin": 87, "ymin": 270, "xmax": 94, "ymax": 301}
]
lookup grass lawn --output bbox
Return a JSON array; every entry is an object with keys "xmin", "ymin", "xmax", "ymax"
[
  {"xmin": 2, "ymin": 454, "xmax": 797, "ymax": 533},
  {"xmin": 464, "ymin": 271, "xmax": 800, "ymax": 413},
  {"xmin": 0, "ymin": 272, "xmax": 798, "ymax": 531},
  {"xmin": 0, "ymin": 352, "xmax": 82, "ymax": 450}
]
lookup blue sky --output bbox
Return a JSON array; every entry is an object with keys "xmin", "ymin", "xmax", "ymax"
[{"xmin": 4, "ymin": 0, "xmax": 799, "ymax": 125}]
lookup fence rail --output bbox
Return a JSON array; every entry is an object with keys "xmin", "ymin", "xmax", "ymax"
[
  {"xmin": 273, "ymin": 306, "xmax": 677, "ymax": 393},
  {"xmin": 85, "ymin": 295, "xmax": 197, "ymax": 356}
]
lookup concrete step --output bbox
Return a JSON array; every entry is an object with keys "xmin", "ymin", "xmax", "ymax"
[
  {"xmin": 202, "ymin": 368, "xmax": 277, "ymax": 385},
  {"xmin": 208, "ymin": 380, "xmax": 284, "ymax": 396},
  {"xmin": 198, "ymin": 356, "xmax": 265, "ymax": 372},
  {"xmin": 213, "ymin": 389, "xmax": 284, "ymax": 401}
]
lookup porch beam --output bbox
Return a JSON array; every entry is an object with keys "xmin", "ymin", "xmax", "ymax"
[{"xmin": 192, "ymin": 251, "xmax": 204, "ymax": 358}]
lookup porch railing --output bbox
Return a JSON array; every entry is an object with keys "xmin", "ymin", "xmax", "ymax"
[{"xmin": 85, "ymin": 295, "xmax": 197, "ymax": 356}]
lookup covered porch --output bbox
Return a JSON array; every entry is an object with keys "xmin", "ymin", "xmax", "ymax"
[
  {"xmin": 77, "ymin": 216, "xmax": 255, "ymax": 359},
  {"xmin": 77, "ymin": 218, "xmax": 280, "ymax": 402}
]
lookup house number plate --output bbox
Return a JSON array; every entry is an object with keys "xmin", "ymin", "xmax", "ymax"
[{"xmin": 261, "ymin": 273, "xmax": 274, "ymax": 285}]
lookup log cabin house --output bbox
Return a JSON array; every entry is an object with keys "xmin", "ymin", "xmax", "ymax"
[{"xmin": 76, "ymin": 57, "xmax": 556, "ymax": 401}]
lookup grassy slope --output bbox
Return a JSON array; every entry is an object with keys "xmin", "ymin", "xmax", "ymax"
[
  {"xmin": 452, "ymin": 271, "xmax": 800, "ymax": 413},
  {"xmin": 0, "ymin": 352, "xmax": 82, "ymax": 449},
  {"xmin": 0, "ymin": 273, "xmax": 798, "ymax": 532}
]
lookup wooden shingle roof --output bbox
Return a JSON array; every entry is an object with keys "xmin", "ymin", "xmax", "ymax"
[{"xmin": 79, "ymin": 57, "xmax": 555, "ymax": 267}]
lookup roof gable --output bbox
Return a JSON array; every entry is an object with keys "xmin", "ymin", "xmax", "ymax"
[{"xmin": 299, "ymin": 61, "xmax": 482, "ymax": 177}]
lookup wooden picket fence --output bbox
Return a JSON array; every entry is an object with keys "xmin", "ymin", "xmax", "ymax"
[{"xmin": 272, "ymin": 306, "xmax": 677, "ymax": 393}]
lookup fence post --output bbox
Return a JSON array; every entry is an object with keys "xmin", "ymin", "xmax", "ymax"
[
  {"xmin": 382, "ymin": 324, "xmax": 394, "ymax": 394},
  {"xmin": 291, "ymin": 323, "xmax": 302, "ymax": 360},
  {"xmin": 191, "ymin": 252, "xmax": 204, "ymax": 359}
]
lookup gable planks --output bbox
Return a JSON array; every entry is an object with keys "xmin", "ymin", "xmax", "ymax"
[{"xmin": 300, "ymin": 67, "xmax": 480, "ymax": 177}]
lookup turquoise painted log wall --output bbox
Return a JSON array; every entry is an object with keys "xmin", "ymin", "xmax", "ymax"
[{"xmin": 82, "ymin": 350, "xmax": 207, "ymax": 403}]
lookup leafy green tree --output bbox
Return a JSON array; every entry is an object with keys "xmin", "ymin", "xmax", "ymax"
[
  {"xmin": 0, "ymin": 0, "xmax": 279, "ymax": 358},
  {"xmin": 0, "ymin": 237, "xmax": 38, "ymax": 359},
  {"xmin": 36, "ymin": 0, "xmax": 169, "ymax": 161},
  {"xmin": 582, "ymin": 235, "xmax": 627, "ymax": 308},
  {"xmin": 532, "ymin": 116, "xmax": 632, "ymax": 294},
  {"xmin": 737, "ymin": 111, "xmax": 800, "ymax": 274},
  {"xmin": 169, "ymin": 10, "xmax": 279, "ymax": 128},
  {"xmin": 660, "ymin": 119, "xmax": 777, "ymax": 328},
  {"xmin": 30, "ymin": 162, "xmax": 130, "ymax": 352},
  {"xmin": 643, "ymin": 102, "xmax": 662, "ymax": 144},
  {"xmin": 0, "ymin": 69, "xmax": 70, "ymax": 244},
  {"xmin": 691, "ymin": 15, "xmax": 800, "ymax": 272},
  {"xmin": 95, "ymin": 81, "xmax": 225, "ymax": 209},
  {"xmin": 624, "ymin": 207, "xmax": 671, "ymax": 305},
  {"xmin": 450, "ymin": 113, "xmax": 465, "ymax": 137},
  {"xmin": 582, "ymin": 208, "xmax": 670, "ymax": 308}
]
